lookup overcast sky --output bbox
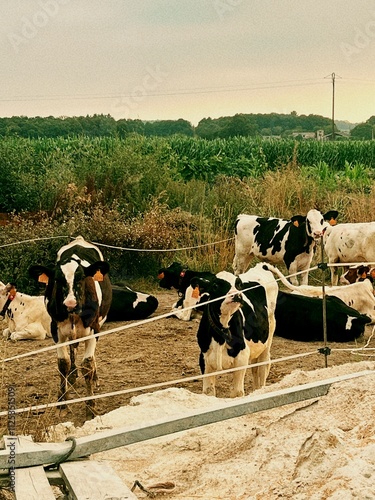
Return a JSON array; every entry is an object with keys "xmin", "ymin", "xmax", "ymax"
[{"xmin": 1, "ymin": 1, "xmax": 374, "ymax": 125}]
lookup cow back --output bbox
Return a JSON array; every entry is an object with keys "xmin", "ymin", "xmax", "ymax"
[{"xmin": 275, "ymin": 291, "xmax": 370, "ymax": 342}]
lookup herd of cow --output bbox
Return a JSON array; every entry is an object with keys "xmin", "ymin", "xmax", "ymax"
[{"xmin": 2, "ymin": 208, "xmax": 375, "ymax": 419}]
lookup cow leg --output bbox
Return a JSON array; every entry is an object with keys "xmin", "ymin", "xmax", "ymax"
[
  {"xmin": 251, "ymin": 347, "xmax": 271, "ymax": 390},
  {"xmin": 57, "ymin": 345, "xmax": 70, "ymax": 404},
  {"xmin": 201, "ymin": 344, "xmax": 223, "ymax": 396},
  {"xmin": 8, "ymin": 323, "xmax": 48, "ymax": 341},
  {"xmin": 288, "ymin": 262, "xmax": 302, "ymax": 286},
  {"xmin": 330, "ymin": 263, "xmax": 339, "ymax": 286},
  {"xmin": 202, "ymin": 372, "xmax": 216, "ymax": 396},
  {"xmin": 233, "ymin": 254, "xmax": 252, "ymax": 276},
  {"xmin": 67, "ymin": 344, "xmax": 78, "ymax": 385},
  {"xmin": 81, "ymin": 336, "xmax": 97, "ymax": 419},
  {"xmin": 230, "ymin": 349, "xmax": 250, "ymax": 397}
]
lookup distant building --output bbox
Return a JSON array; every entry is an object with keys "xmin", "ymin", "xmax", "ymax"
[
  {"xmin": 291, "ymin": 130, "xmax": 325, "ymax": 140},
  {"xmin": 323, "ymin": 131, "xmax": 349, "ymax": 141}
]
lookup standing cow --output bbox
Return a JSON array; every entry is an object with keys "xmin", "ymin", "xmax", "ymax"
[
  {"xmin": 193, "ymin": 263, "xmax": 278, "ymax": 397},
  {"xmin": 323, "ymin": 222, "xmax": 375, "ymax": 285},
  {"xmin": 233, "ymin": 209, "xmax": 338, "ymax": 285},
  {"xmin": 29, "ymin": 236, "xmax": 112, "ymax": 419}
]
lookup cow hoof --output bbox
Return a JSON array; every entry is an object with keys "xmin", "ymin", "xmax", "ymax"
[
  {"xmin": 85, "ymin": 404, "xmax": 96, "ymax": 420},
  {"xmin": 3, "ymin": 330, "xmax": 11, "ymax": 340},
  {"xmin": 68, "ymin": 370, "xmax": 78, "ymax": 386}
]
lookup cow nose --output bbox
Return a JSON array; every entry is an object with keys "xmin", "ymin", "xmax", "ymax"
[
  {"xmin": 64, "ymin": 297, "xmax": 77, "ymax": 310},
  {"xmin": 313, "ymin": 231, "xmax": 323, "ymax": 239}
]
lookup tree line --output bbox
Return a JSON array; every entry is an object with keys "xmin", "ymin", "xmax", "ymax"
[{"xmin": 0, "ymin": 113, "xmax": 373, "ymax": 139}]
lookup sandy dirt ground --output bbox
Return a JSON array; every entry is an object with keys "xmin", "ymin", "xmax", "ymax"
[{"xmin": 0, "ymin": 290, "xmax": 375, "ymax": 499}]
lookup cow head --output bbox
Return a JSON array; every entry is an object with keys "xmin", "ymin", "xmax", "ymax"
[
  {"xmin": 192, "ymin": 272, "xmax": 243, "ymax": 341},
  {"xmin": 29, "ymin": 260, "xmax": 110, "ymax": 320},
  {"xmin": 0, "ymin": 282, "xmax": 17, "ymax": 318},
  {"xmin": 293, "ymin": 209, "xmax": 339, "ymax": 240},
  {"xmin": 340, "ymin": 265, "xmax": 373, "ymax": 285},
  {"xmin": 157, "ymin": 262, "xmax": 186, "ymax": 290}
]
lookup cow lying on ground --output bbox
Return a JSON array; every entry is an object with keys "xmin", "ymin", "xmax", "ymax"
[
  {"xmin": 192, "ymin": 263, "xmax": 278, "ymax": 397},
  {"xmin": 323, "ymin": 221, "xmax": 375, "ymax": 285},
  {"xmin": 29, "ymin": 236, "xmax": 112, "ymax": 419},
  {"xmin": 263, "ymin": 263, "xmax": 375, "ymax": 323},
  {"xmin": 340, "ymin": 265, "xmax": 375, "ymax": 285},
  {"xmin": 233, "ymin": 209, "xmax": 338, "ymax": 285},
  {"xmin": 275, "ymin": 291, "xmax": 371, "ymax": 342},
  {"xmin": 0, "ymin": 282, "xmax": 52, "ymax": 341},
  {"xmin": 107, "ymin": 282, "xmax": 158, "ymax": 321},
  {"xmin": 158, "ymin": 262, "xmax": 215, "ymax": 321}
]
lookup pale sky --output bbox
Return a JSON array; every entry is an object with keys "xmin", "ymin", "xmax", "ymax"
[{"xmin": 1, "ymin": 1, "xmax": 374, "ymax": 126}]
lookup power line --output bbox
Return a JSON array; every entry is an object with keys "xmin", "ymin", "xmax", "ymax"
[{"xmin": 0, "ymin": 78, "xmax": 328, "ymax": 104}]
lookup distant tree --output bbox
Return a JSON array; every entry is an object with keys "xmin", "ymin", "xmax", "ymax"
[
  {"xmin": 144, "ymin": 119, "xmax": 194, "ymax": 137},
  {"xmin": 220, "ymin": 114, "xmax": 257, "ymax": 138},
  {"xmin": 195, "ymin": 118, "xmax": 221, "ymax": 139},
  {"xmin": 350, "ymin": 120, "xmax": 375, "ymax": 140},
  {"xmin": 116, "ymin": 119, "xmax": 145, "ymax": 137}
]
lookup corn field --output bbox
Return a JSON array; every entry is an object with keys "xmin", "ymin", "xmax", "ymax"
[{"xmin": 0, "ymin": 135, "xmax": 375, "ymax": 214}]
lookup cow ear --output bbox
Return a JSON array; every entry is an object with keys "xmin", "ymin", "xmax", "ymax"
[
  {"xmin": 323, "ymin": 210, "xmax": 339, "ymax": 225},
  {"xmin": 291, "ymin": 215, "xmax": 306, "ymax": 227},
  {"xmin": 190, "ymin": 277, "xmax": 211, "ymax": 293},
  {"xmin": 235, "ymin": 277, "xmax": 243, "ymax": 290},
  {"xmin": 85, "ymin": 261, "xmax": 110, "ymax": 278},
  {"xmin": 29, "ymin": 265, "xmax": 52, "ymax": 284}
]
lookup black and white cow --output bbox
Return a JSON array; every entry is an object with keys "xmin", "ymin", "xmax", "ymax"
[
  {"xmin": 0, "ymin": 282, "xmax": 52, "ymax": 341},
  {"xmin": 233, "ymin": 209, "xmax": 338, "ymax": 285},
  {"xmin": 193, "ymin": 263, "xmax": 278, "ymax": 397},
  {"xmin": 158, "ymin": 262, "xmax": 215, "ymax": 321},
  {"xmin": 29, "ymin": 236, "xmax": 112, "ymax": 419},
  {"xmin": 275, "ymin": 291, "xmax": 371, "ymax": 342},
  {"xmin": 323, "ymin": 222, "xmax": 375, "ymax": 285},
  {"xmin": 263, "ymin": 263, "xmax": 375, "ymax": 323},
  {"xmin": 107, "ymin": 282, "xmax": 158, "ymax": 321}
]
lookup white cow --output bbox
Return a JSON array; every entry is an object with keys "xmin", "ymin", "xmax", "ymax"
[
  {"xmin": 0, "ymin": 282, "xmax": 52, "ymax": 341},
  {"xmin": 323, "ymin": 222, "xmax": 375, "ymax": 285},
  {"xmin": 263, "ymin": 264, "xmax": 375, "ymax": 323}
]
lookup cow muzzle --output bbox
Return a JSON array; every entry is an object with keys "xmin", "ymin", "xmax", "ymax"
[
  {"xmin": 63, "ymin": 297, "xmax": 78, "ymax": 312},
  {"xmin": 313, "ymin": 231, "xmax": 323, "ymax": 239}
]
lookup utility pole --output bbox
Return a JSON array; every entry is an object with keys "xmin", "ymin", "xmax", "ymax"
[
  {"xmin": 331, "ymin": 72, "xmax": 335, "ymax": 141},
  {"xmin": 325, "ymin": 72, "xmax": 341, "ymax": 141}
]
